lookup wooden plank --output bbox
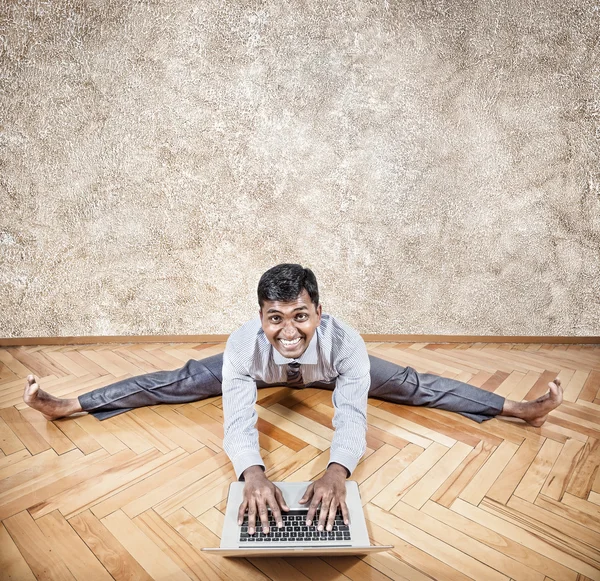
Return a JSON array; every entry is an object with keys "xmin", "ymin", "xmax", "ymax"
[
  {"xmin": 432, "ymin": 440, "xmax": 496, "ymax": 507},
  {"xmin": 72, "ymin": 414, "xmax": 128, "ymax": 454},
  {"xmin": 3, "ymin": 510, "xmax": 76, "ymax": 581},
  {"xmin": 133, "ymin": 509, "xmax": 233, "ymax": 581},
  {"xmin": 359, "ymin": 444, "xmax": 423, "ymax": 505},
  {"xmin": 365, "ymin": 518, "xmax": 475, "ymax": 581},
  {"xmin": 62, "ymin": 351, "xmax": 109, "ymax": 376},
  {"xmin": 268, "ymin": 403, "xmax": 336, "ymax": 441},
  {"xmin": 255, "ymin": 416, "xmax": 307, "ymax": 452},
  {"xmin": 45, "ymin": 351, "xmax": 91, "ymax": 377},
  {"xmin": 489, "ymin": 496, "xmax": 600, "ymax": 573},
  {"xmin": 374, "ymin": 404, "xmax": 483, "ymax": 448},
  {"xmin": 7, "ymin": 348, "xmax": 68, "ymax": 378},
  {"xmin": 36, "ymin": 510, "xmax": 114, "ymax": 581},
  {"xmin": 563, "ymin": 370, "xmax": 591, "ymax": 403},
  {"xmin": 19, "ymin": 407, "xmax": 76, "ymax": 455},
  {"xmin": 91, "ymin": 446, "xmax": 215, "ymax": 519},
  {"xmin": 0, "ymin": 448, "xmax": 81, "ymax": 496},
  {"xmin": 53, "ymin": 417, "xmax": 102, "ymax": 454},
  {"xmin": 0, "ymin": 521, "xmax": 37, "ymax": 581},
  {"xmin": 103, "ymin": 413, "xmax": 161, "ymax": 454},
  {"xmin": 402, "ymin": 441, "xmax": 473, "ymax": 509},
  {"xmin": 166, "ymin": 507, "xmax": 270, "ymax": 581},
  {"xmin": 152, "ymin": 451, "xmax": 233, "ymax": 517},
  {"xmin": 451, "ymin": 499, "xmax": 578, "ymax": 581},
  {"xmin": 153, "ymin": 406, "xmax": 223, "ymax": 452},
  {"xmin": 541, "ymin": 438, "xmax": 586, "ymax": 500},
  {"xmin": 395, "ymin": 500, "xmax": 544, "ymax": 581},
  {"xmin": 266, "ymin": 445, "xmax": 322, "ymax": 482},
  {"xmin": 0, "ymin": 407, "xmax": 51, "ymax": 455},
  {"xmin": 514, "ymin": 439, "xmax": 564, "ymax": 502},
  {"xmin": 375, "ymin": 402, "xmax": 458, "ymax": 447},
  {"xmin": 459, "ymin": 440, "xmax": 519, "ymax": 505},
  {"xmin": 69, "ymin": 510, "xmax": 154, "ymax": 581},
  {"xmin": 28, "ymin": 448, "xmax": 183, "ymax": 520},
  {"xmin": 102, "ymin": 510, "xmax": 193, "ymax": 581},
  {"xmin": 0, "ymin": 350, "xmax": 33, "ymax": 376},
  {"xmin": 0, "ymin": 450, "xmax": 109, "ymax": 521},
  {"xmin": 367, "ymin": 502, "xmax": 510, "ymax": 581},
  {"xmin": 487, "ymin": 438, "xmax": 545, "ymax": 504},
  {"xmin": 0, "ymin": 448, "xmax": 31, "ymax": 472},
  {"xmin": 351, "ymin": 443, "xmax": 401, "ymax": 485},
  {"xmin": 579, "ymin": 371, "xmax": 600, "ymax": 402},
  {"xmin": 130, "ymin": 406, "xmax": 204, "ymax": 453},
  {"xmin": 257, "ymin": 406, "xmax": 331, "ymax": 450},
  {"xmin": 561, "ymin": 492, "xmax": 600, "ymax": 522},
  {"xmin": 288, "ymin": 556, "xmax": 354, "ymax": 580},
  {"xmin": 423, "ymin": 500, "xmax": 556, "ymax": 581},
  {"xmin": 371, "ymin": 443, "xmax": 447, "ymax": 510},
  {"xmin": 285, "ymin": 449, "xmax": 331, "ymax": 482},
  {"xmin": 535, "ymin": 494, "xmax": 600, "ymax": 535},
  {"xmin": 366, "ymin": 405, "xmax": 434, "ymax": 448},
  {"xmin": 0, "ymin": 415, "xmax": 26, "ymax": 454}
]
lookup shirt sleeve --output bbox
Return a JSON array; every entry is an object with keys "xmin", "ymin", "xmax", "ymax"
[
  {"xmin": 328, "ymin": 338, "xmax": 370, "ymax": 476},
  {"xmin": 221, "ymin": 338, "xmax": 265, "ymax": 480}
]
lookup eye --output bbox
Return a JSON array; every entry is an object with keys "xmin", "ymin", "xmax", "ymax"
[
  {"xmin": 296, "ymin": 313, "xmax": 309, "ymax": 321},
  {"xmin": 269, "ymin": 316, "xmax": 282, "ymax": 323}
]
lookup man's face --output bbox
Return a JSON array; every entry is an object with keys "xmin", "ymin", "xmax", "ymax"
[{"xmin": 260, "ymin": 289, "xmax": 322, "ymax": 360}]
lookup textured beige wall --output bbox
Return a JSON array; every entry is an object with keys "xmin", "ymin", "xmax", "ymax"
[{"xmin": 1, "ymin": 0, "xmax": 599, "ymax": 338}]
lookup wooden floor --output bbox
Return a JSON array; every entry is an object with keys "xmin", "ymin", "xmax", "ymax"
[{"xmin": 1, "ymin": 341, "xmax": 599, "ymax": 581}]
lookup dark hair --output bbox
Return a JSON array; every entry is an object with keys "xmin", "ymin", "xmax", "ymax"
[{"xmin": 257, "ymin": 264, "xmax": 319, "ymax": 308}]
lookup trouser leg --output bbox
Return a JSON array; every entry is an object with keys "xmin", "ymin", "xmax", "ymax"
[
  {"xmin": 367, "ymin": 355, "xmax": 504, "ymax": 423},
  {"xmin": 78, "ymin": 354, "xmax": 225, "ymax": 420}
]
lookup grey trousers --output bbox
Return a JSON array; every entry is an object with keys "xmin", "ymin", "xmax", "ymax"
[{"xmin": 78, "ymin": 354, "xmax": 505, "ymax": 423}]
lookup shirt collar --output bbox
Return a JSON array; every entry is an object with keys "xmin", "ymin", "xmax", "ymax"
[{"xmin": 272, "ymin": 331, "xmax": 319, "ymax": 365}]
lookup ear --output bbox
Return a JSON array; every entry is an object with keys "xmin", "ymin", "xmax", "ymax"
[{"xmin": 316, "ymin": 303, "xmax": 322, "ymax": 321}]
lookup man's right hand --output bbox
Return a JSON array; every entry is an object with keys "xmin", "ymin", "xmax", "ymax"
[{"xmin": 238, "ymin": 465, "xmax": 289, "ymax": 534}]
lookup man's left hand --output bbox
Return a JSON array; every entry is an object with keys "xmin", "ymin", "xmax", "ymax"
[{"xmin": 299, "ymin": 463, "xmax": 349, "ymax": 531}]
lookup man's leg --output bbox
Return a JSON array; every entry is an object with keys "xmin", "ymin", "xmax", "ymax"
[
  {"xmin": 367, "ymin": 355, "xmax": 562, "ymax": 425},
  {"xmin": 24, "ymin": 354, "xmax": 225, "ymax": 420}
]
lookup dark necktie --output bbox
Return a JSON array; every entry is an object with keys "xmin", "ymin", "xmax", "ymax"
[{"xmin": 286, "ymin": 362, "xmax": 304, "ymax": 388}]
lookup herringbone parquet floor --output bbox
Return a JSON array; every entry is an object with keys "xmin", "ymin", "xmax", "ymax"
[{"xmin": 1, "ymin": 341, "xmax": 599, "ymax": 581}]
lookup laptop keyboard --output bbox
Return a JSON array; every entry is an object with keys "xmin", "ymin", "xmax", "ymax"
[{"xmin": 240, "ymin": 509, "xmax": 351, "ymax": 542}]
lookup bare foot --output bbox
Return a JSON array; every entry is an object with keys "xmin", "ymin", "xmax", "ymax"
[
  {"xmin": 23, "ymin": 375, "xmax": 82, "ymax": 420},
  {"xmin": 521, "ymin": 378, "xmax": 563, "ymax": 427}
]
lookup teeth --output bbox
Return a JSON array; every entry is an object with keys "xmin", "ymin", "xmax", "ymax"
[{"xmin": 280, "ymin": 338, "xmax": 301, "ymax": 346}]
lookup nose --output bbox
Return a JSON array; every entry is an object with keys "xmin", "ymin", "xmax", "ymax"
[{"xmin": 281, "ymin": 320, "xmax": 298, "ymax": 338}]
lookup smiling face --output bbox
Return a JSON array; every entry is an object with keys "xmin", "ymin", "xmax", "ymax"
[{"xmin": 260, "ymin": 289, "xmax": 322, "ymax": 359}]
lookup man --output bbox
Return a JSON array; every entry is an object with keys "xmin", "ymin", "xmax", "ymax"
[{"xmin": 24, "ymin": 264, "xmax": 563, "ymax": 535}]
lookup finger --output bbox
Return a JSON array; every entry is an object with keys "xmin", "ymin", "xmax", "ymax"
[
  {"xmin": 257, "ymin": 497, "xmax": 271, "ymax": 533},
  {"xmin": 268, "ymin": 493, "xmax": 283, "ymax": 528},
  {"xmin": 299, "ymin": 483, "xmax": 314, "ymax": 505},
  {"xmin": 340, "ymin": 496, "xmax": 350, "ymax": 525},
  {"xmin": 318, "ymin": 496, "xmax": 332, "ymax": 531},
  {"xmin": 275, "ymin": 486, "xmax": 289, "ymax": 511},
  {"xmin": 237, "ymin": 498, "xmax": 248, "ymax": 526},
  {"xmin": 306, "ymin": 496, "xmax": 319, "ymax": 527},
  {"xmin": 326, "ymin": 499, "xmax": 338, "ymax": 531},
  {"xmin": 272, "ymin": 489, "xmax": 286, "ymax": 528},
  {"xmin": 247, "ymin": 499, "xmax": 257, "ymax": 535}
]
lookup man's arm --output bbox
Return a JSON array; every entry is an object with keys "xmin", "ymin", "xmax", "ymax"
[
  {"xmin": 221, "ymin": 344, "xmax": 264, "ymax": 478},
  {"xmin": 300, "ymin": 340, "xmax": 370, "ymax": 531},
  {"xmin": 221, "ymin": 339, "xmax": 288, "ymax": 533}
]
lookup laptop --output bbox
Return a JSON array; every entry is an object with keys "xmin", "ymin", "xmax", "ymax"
[{"xmin": 202, "ymin": 481, "xmax": 393, "ymax": 557}]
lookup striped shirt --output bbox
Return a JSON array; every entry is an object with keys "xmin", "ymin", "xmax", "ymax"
[{"xmin": 222, "ymin": 314, "xmax": 371, "ymax": 479}]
